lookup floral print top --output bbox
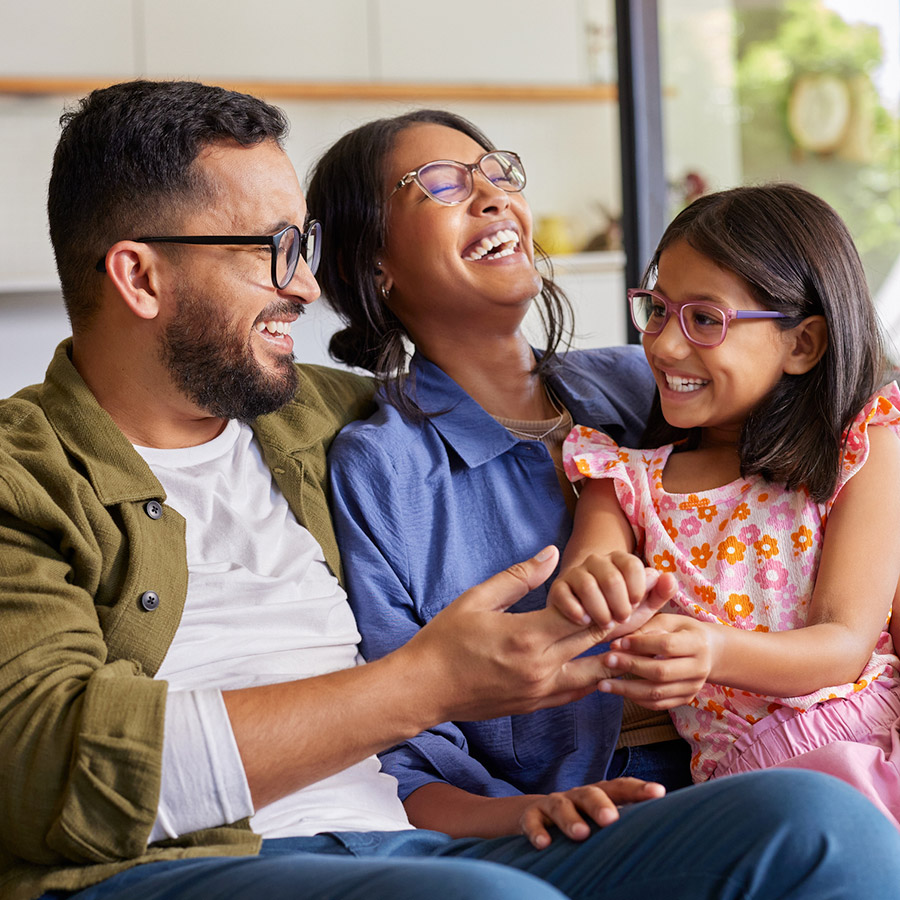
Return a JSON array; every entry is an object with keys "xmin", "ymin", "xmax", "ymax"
[{"xmin": 562, "ymin": 385, "xmax": 900, "ymax": 781}]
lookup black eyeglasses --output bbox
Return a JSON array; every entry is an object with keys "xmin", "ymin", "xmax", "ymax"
[
  {"xmin": 388, "ymin": 150, "xmax": 526, "ymax": 205},
  {"xmin": 95, "ymin": 221, "xmax": 322, "ymax": 289}
]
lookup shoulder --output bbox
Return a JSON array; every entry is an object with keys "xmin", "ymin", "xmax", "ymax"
[
  {"xmin": 549, "ymin": 346, "xmax": 655, "ymax": 445},
  {"xmin": 329, "ymin": 397, "xmax": 430, "ymax": 475},
  {"xmin": 838, "ymin": 383, "xmax": 900, "ymax": 490},
  {"xmin": 258, "ymin": 364, "xmax": 375, "ymax": 448},
  {"xmin": 561, "ymin": 345, "xmax": 652, "ymax": 388},
  {"xmin": 293, "ymin": 363, "xmax": 376, "ymax": 425},
  {"xmin": 0, "ymin": 391, "xmax": 61, "ymax": 469}
]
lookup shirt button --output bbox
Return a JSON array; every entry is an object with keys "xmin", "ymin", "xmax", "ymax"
[
  {"xmin": 139, "ymin": 590, "xmax": 160, "ymax": 611},
  {"xmin": 144, "ymin": 500, "xmax": 163, "ymax": 520}
]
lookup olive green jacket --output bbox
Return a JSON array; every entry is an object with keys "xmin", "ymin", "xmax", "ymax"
[{"xmin": 0, "ymin": 340, "xmax": 374, "ymax": 900}]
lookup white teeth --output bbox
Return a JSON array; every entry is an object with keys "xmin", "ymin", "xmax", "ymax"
[
  {"xmin": 463, "ymin": 228, "xmax": 520, "ymax": 261},
  {"xmin": 665, "ymin": 374, "xmax": 708, "ymax": 392},
  {"xmin": 256, "ymin": 320, "xmax": 292, "ymax": 336}
]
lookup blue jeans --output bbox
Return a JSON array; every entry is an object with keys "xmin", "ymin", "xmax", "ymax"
[
  {"xmin": 607, "ymin": 737, "xmax": 694, "ymax": 791},
  {"xmin": 44, "ymin": 770, "xmax": 900, "ymax": 900}
]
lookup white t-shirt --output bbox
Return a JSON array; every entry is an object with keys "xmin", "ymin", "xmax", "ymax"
[{"xmin": 134, "ymin": 420, "xmax": 411, "ymax": 840}]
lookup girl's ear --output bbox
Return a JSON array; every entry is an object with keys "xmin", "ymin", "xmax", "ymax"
[
  {"xmin": 784, "ymin": 315, "xmax": 828, "ymax": 375},
  {"xmin": 103, "ymin": 241, "xmax": 163, "ymax": 320}
]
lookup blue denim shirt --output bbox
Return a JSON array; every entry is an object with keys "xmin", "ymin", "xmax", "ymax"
[{"xmin": 329, "ymin": 346, "xmax": 655, "ymax": 801}]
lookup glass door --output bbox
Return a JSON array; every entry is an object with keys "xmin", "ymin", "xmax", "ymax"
[{"xmin": 659, "ymin": 0, "xmax": 900, "ymax": 353}]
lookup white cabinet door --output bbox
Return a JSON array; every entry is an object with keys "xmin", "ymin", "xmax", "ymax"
[
  {"xmin": 524, "ymin": 253, "xmax": 628, "ymax": 349},
  {"xmin": 0, "ymin": 99, "xmax": 62, "ymax": 289},
  {"xmin": 375, "ymin": 0, "xmax": 587, "ymax": 84},
  {"xmin": 0, "ymin": 0, "xmax": 136, "ymax": 76},
  {"xmin": 141, "ymin": 0, "xmax": 371, "ymax": 81}
]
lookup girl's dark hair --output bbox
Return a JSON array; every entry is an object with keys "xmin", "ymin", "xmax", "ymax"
[
  {"xmin": 305, "ymin": 109, "xmax": 572, "ymax": 419},
  {"xmin": 641, "ymin": 183, "xmax": 886, "ymax": 502},
  {"xmin": 49, "ymin": 80, "xmax": 289, "ymax": 330}
]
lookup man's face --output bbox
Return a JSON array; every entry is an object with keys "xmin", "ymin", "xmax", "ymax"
[{"xmin": 156, "ymin": 140, "xmax": 319, "ymax": 421}]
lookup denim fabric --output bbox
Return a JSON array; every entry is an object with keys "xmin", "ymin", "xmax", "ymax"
[
  {"xmin": 607, "ymin": 738, "xmax": 694, "ymax": 791},
  {"xmin": 47, "ymin": 771, "xmax": 900, "ymax": 900}
]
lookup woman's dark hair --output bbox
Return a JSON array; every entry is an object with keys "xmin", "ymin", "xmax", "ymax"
[
  {"xmin": 306, "ymin": 108, "xmax": 572, "ymax": 419},
  {"xmin": 641, "ymin": 183, "xmax": 886, "ymax": 502},
  {"xmin": 48, "ymin": 79, "xmax": 289, "ymax": 330}
]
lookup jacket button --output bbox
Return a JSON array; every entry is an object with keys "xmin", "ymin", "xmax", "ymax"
[
  {"xmin": 144, "ymin": 500, "xmax": 163, "ymax": 520},
  {"xmin": 139, "ymin": 590, "xmax": 160, "ymax": 611}
]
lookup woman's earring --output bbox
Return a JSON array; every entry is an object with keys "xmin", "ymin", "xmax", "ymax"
[{"xmin": 380, "ymin": 284, "xmax": 391, "ymax": 300}]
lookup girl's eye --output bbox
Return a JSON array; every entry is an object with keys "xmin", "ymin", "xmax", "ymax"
[
  {"xmin": 649, "ymin": 301, "xmax": 667, "ymax": 318},
  {"xmin": 690, "ymin": 308, "xmax": 725, "ymax": 328}
]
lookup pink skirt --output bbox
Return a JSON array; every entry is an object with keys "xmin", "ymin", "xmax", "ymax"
[{"xmin": 712, "ymin": 677, "xmax": 900, "ymax": 830}]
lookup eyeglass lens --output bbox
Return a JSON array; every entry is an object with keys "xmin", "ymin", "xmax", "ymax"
[
  {"xmin": 276, "ymin": 222, "xmax": 321, "ymax": 287},
  {"xmin": 630, "ymin": 291, "xmax": 726, "ymax": 346},
  {"xmin": 417, "ymin": 152, "xmax": 525, "ymax": 204}
]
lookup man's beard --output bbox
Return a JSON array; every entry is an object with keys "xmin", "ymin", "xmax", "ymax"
[{"xmin": 159, "ymin": 287, "xmax": 299, "ymax": 422}]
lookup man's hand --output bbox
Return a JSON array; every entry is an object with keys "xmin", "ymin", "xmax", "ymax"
[
  {"xmin": 520, "ymin": 778, "xmax": 666, "ymax": 849},
  {"xmin": 399, "ymin": 546, "xmax": 613, "ymax": 724},
  {"xmin": 226, "ymin": 547, "xmax": 617, "ymax": 809},
  {"xmin": 599, "ymin": 614, "xmax": 716, "ymax": 709}
]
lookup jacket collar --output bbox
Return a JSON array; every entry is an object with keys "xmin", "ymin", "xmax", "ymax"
[
  {"xmin": 39, "ymin": 340, "xmax": 166, "ymax": 505},
  {"xmin": 37, "ymin": 340, "xmax": 335, "ymax": 505}
]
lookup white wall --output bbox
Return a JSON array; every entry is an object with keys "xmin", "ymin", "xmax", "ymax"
[{"xmin": 0, "ymin": 0, "xmax": 631, "ymax": 397}]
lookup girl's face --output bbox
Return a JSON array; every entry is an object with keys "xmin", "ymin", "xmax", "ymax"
[
  {"xmin": 377, "ymin": 123, "xmax": 542, "ymax": 344},
  {"xmin": 643, "ymin": 239, "xmax": 799, "ymax": 448}
]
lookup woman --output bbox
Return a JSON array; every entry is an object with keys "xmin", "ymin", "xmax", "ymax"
[{"xmin": 306, "ymin": 109, "xmax": 690, "ymax": 842}]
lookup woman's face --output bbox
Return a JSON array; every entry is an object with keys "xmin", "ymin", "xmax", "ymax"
[{"xmin": 378, "ymin": 123, "xmax": 543, "ymax": 342}]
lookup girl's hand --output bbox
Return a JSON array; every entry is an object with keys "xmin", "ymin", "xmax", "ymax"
[
  {"xmin": 520, "ymin": 778, "xmax": 666, "ymax": 849},
  {"xmin": 549, "ymin": 551, "xmax": 677, "ymax": 637},
  {"xmin": 599, "ymin": 614, "xmax": 718, "ymax": 709}
]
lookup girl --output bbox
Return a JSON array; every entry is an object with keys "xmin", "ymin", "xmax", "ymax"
[{"xmin": 550, "ymin": 183, "xmax": 900, "ymax": 827}]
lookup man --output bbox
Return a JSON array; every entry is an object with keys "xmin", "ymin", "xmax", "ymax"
[{"xmin": 1, "ymin": 79, "xmax": 898, "ymax": 900}]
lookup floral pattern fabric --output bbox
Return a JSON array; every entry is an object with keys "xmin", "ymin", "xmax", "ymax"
[{"xmin": 562, "ymin": 385, "xmax": 900, "ymax": 781}]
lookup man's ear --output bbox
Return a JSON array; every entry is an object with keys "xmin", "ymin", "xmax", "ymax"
[
  {"xmin": 102, "ymin": 241, "xmax": 164, "ymax": 320},
  {"xmin": 784, "ymin": 315, "xmax": 828, "ymax": 375}
]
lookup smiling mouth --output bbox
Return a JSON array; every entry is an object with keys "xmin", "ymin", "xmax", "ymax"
[
  {"xmin": 665, "ymin": 373, "xmax": 709, "ymax": 393},
  {"xmin": 463, "ymin": 229, "xmax": 520, "ymax": 261},
  {"xmin": 255, "ymin": 319, "xmax": 293, "ymax": 338}
]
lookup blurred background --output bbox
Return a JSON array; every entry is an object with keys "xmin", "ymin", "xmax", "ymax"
[{"xmin": 0, "ymin": 0, "xmax": 897, "ymax": 396}]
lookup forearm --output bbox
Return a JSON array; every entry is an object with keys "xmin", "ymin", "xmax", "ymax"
[
  {"xmin": 404, "ymin": 782, "xmax": 538, "ymax": 838},
  {"xmin": 224, "ymin": 548, "xmax": 610, "ymax": 809},
  {"xmin": 709, "ymin": 620, "xmax": 876, "ymax": 698},
  {"xmin": 559, "ymin": 478, "xmax": 634, "ymax": 572},
  {"xmin": 223, "ymin": 646, "xmax": 439, "ymax": 809}
]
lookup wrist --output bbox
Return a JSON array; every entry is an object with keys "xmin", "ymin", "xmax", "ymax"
[{"xmin": 703, "ymin": 620, "xmax": 727, "ymax": 682}]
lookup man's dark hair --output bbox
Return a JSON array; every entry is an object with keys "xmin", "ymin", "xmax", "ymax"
[
  {"xmin": 640, "ymin": 183, "xmax": 886, "ymax": 502},
  {"xmin": 48, "ymin": 79, "xmax": 289, "ymax": 329}
]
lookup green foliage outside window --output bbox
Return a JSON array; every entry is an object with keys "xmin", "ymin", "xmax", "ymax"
[{"xmin": 736, "ymin": 0, "xmax": 900, "ymax": 295}]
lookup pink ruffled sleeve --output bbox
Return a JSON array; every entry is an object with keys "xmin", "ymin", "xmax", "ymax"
[
  {"xmin": 561, "ymin": 425, "xmax": 643, "ymax": 533},
  {"xmin": 561, "ymin": 425, "xmax": 623, "ymax": 482},
  {"xmin": 835, "ymin": 382, "xmax": 900, "ymax": 499}
]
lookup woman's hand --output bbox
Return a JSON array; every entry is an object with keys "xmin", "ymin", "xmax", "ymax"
[
  {"xmin": 520, "ymin": 778, "xmax": 666, "ymax": 849},
  {"xmin": 599, "ymin": 614, "xmax": 718, "ymax": 709},
  {"xmin": 548, "ymin": 551, "xmax": 677, "ymax": 638}
]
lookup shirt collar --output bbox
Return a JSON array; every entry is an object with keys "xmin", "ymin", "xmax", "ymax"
[
  {"xmin": 406, "ymin": 354, "xmax": 523, "ymax": 469},
  {"xmin": 406, "ymin": 349, "xmax": 629, "ymax": 469}
]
